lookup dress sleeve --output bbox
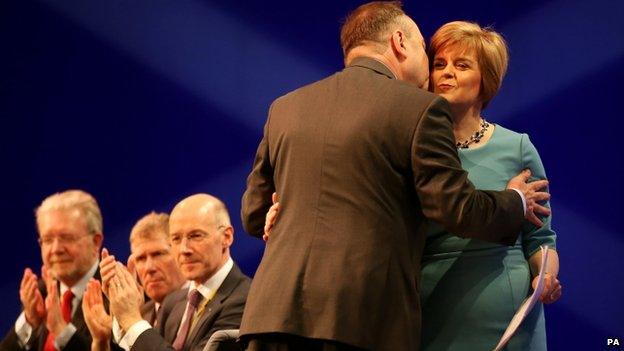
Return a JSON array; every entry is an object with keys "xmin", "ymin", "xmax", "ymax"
[{"xmin": 520, "ymin": 133, "xmax": 557, "ymax": 258}]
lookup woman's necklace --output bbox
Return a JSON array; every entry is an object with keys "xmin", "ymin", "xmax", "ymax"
[{"xmin": 456, "ymin": 118, "xmax": 490, "ymax": 149}]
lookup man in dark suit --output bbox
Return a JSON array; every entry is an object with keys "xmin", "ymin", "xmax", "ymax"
[
  {"xmin": 129, "ymin": 212, "xmax": 186, "ymax": 325},
  {"xmin": 239, "ymin": 2, "xmax": 551, "ymax": 351},
  {"xmin": 0, "ymin": 190, "xmax": 108, "ymax": 351},
  {"xmin": 101, "ymin": 194, "xmax": 251, "ymax": 351},
  {"xmin": 82, "ymin": 212, "xmax": 187, "ymax": 350}
]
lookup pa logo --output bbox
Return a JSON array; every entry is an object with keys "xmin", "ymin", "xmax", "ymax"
[{"xmin": 607, "ymin": 338, "xmax": 620, "ymax": 346}]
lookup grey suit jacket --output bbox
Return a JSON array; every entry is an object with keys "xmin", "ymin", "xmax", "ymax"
[
  {"xmin": 140, "ymin": 300, "xmax": 158, "ymax": 327},
  {"xmin": 240, "ymin": 57, "xmax": 525, "ymax": 350},
  {"xmin": 132, "ymin": 263, "xmax": 250, "ymax": 351}
]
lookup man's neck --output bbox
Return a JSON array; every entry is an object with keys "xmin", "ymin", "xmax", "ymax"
[
  {"xmin": 60, "ymin": 260, "xmax": 99, "ymax": 296},
  {"xmin": 346, "ymin": 49, "xmax": 400, "ymax": 80},
  {"xmin": 191, "ymin": 256, "xmax": 233, "ymax": 290}
]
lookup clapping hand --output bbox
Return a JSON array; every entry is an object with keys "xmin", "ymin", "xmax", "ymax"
[
  {"xmin": 19, "ymin": 268, "xmax": 45, "ymax": 328},
  {"xmin": 82, "ymin": 279, "xmax": 112, "ymax": 351},
  {"xmin": 42, "ymin": 266, "xmax": 67, "ymax": 336},
  {"xmin": 100, "ymin": 248, "xmax": 144, "ymax": 332}
]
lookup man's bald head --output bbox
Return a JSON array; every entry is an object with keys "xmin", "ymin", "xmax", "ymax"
[
  {"xmin": 171, "ymin": 194, "xmax": 231, "ymax": 229},
  {"xmin": 169, "ymin": 194, "xmax": 234, "ymax": 284}
]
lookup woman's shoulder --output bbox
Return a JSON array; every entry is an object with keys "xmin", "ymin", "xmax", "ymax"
[
  {"xmin": 492, "ymin": 123, "xmax": 534, "ymax": 148},
  {"xmin": 493, "ymin": 123, "xmax": 526, "ymax": 140}
]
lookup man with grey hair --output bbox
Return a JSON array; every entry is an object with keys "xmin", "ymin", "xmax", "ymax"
[
  {"xmin": 99, "ymin": 193, "xmax": 250, "ymax": 351},
  {"xmin": 0, "ymin": 190, "xmax": 106, "ymax": 351}
]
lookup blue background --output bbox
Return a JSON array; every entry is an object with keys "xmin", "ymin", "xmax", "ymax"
[{"xmin": 1, "ymin": 0, "xmax": 622, "ymax": 349}]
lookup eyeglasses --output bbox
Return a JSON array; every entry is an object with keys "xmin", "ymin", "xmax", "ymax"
[
  {"xmin": 170, "ymin": 226, "xmax": 225, "ymax": 246},
  {"xmin": 38, "ymin": 234, "xmax": 88, "ymax": 247}
]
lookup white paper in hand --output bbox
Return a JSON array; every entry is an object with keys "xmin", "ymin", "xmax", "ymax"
[{"xmin": 493, "ymin": 245, "xmax": 549, "ymax": 351}]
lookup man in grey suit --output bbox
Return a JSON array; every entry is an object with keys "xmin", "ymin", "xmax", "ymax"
[
  {"xmin": 101, "ymin": 194, "xmax": 251, "ymax": 351},
  {"xmin": 240, "ymin": 2, "xmax": 550, "ymax": 351}
]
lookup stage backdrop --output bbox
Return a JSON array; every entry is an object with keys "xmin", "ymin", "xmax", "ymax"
[{"xmin": 1, "ymin": 0, "xmax": 622, "ymax": 349}]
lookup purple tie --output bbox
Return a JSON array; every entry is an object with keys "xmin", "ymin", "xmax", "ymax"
[{"xmin": 172, "ymin": 289, "xmax": 202, "ymax": 351}]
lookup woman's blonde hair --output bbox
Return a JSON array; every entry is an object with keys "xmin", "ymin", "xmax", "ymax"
[{"xmin": 429, "ymin": 21, "xmax": 509, "ymax": 109}]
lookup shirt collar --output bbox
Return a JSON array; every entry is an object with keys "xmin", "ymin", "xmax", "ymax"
[
  {"xmin": 59, "ymin": 260, "xmax": 98, "ymax": 300},
  {"xmin": 188, "ymin": 257, "xmax": 233, "ymax": 300}
]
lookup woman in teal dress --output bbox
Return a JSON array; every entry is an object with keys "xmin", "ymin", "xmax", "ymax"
[{"xmin": 421, "ymin": 21, "xmax": 562, "ymax": 350}]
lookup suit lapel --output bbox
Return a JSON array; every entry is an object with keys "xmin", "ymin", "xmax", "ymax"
[
  {"xmin": 140, "ymin": 300, "xmax": 157, "ymax": 326},
  {"xmin": 184, "ymin": 265, "xmax": 242, "ymax": 346},
  {"xmin": 164, "ymin": 293, "xmax": 189, "ymax": 343},
  {"xmin": 184, "ymin": 297, "xmax": 221, "ymax": 346}
]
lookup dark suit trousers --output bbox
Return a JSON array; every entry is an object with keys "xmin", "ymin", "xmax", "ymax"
[{"xmin": 244, "ymin": 333, "xmax": 367, "ymax": 351}]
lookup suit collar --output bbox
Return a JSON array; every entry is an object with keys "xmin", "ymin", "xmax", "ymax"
[
  {"xmin": 347, "ymin": 56, "xmax": 396, "ymax": 80},
  {"xmin": 189, "ymin": 257, "xmax": 233, "ymax": 301},
  {"xmin": 140, "ymin": 300, "xmax": 157, "ymax": 325},
  {"xmin": 185, "ymin": 263, "xmax": 244, "ymax": 345}
]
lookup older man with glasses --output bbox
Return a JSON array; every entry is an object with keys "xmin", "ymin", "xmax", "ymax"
[
  {"xmin": 99, "ymin": 193, "xmax": 250, "ymax": 351},
  {"xmin": 0, "ymin": 189, "xmax": 111, "ymax": 351}
]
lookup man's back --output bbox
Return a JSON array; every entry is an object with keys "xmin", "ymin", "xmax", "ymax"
[{"xmin": 242, "ymin": 58, "xmax": 448, "ymax": 350}]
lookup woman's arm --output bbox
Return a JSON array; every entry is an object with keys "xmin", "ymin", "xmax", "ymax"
[
  {"xmin": 520, "ymin": 133, "xmax": 561, "ymax": 304},
  {"xmin": 528, "ymin": 248, "xmax": 562, "ymax": 304}
]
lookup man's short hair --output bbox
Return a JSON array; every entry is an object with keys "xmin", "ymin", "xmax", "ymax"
[
  {"xmin": 428, "ymin": 21, "xmax": 509, "ymax": 109},
  {"xmin": 210, "ymin": 197, "xmax": 232, "ymax": 229},
  {"xmin": 36, "ymin": 189, "xmax": 103, "ymax": 235},
  {"xmin": 340, "ymin": 1, "xmax": 408, "ymax": 57},
  {"xmin": 129, "ymin": 212, "xmax": 169, "ymax": 244}
]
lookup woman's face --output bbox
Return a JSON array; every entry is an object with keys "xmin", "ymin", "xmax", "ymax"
[{"xmin": 431, "ymin": 46, "xmax": 482, "ymax": 108}]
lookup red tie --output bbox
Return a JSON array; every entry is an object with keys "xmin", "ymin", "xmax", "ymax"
[{"xmin": 43, "ymin": 290, "xmax": 74, "ymax": 351}]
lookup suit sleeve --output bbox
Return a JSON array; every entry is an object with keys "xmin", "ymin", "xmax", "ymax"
[
  {"xmin": 241, "ymin": 102, "xmax": 277, "ymax": 237},
  {"xmin": 189, "ymin": 279, "xmax": 250, "ymax": 351},
  {"xmin": 0, "ymin": 282, "xmax": 44, "ymax": 351},
  {"xmin": 411, "ymin": 96, "xmax": 524, "ymax": 245},
  {"xmin": 0, "ymin": 327, "xmax": 27, "ymax": 351},
  {"xmin": 204, "ymin": 279, "xmax": 250, "ymax": 341},
  {"xmin": 519, "ymin": 133, "xmax": 556, "ymax": 257},
  {"xmin": 131, "ymin": 328, "xmax": 174, "ymax": 351}
]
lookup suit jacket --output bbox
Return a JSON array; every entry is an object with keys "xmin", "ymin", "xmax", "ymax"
[
  {"xmin": 239, "ymin": 57, "xmax": 526, "ymax": 350},
  {"xmin": 141, "ymin": 300, "xmax": 158, "ymax": 327},
  {"xmin": 131, "ymin": 263, "xmax": 250, "ymax": 351},
  {"xmin": 0, "ymin": 268, "xmax": 122, "ymax": 351}
]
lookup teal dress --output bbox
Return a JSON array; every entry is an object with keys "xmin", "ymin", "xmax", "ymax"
[{"xmin": 420, "ymin": 125, "xmax": 556, "ymax": 351}]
